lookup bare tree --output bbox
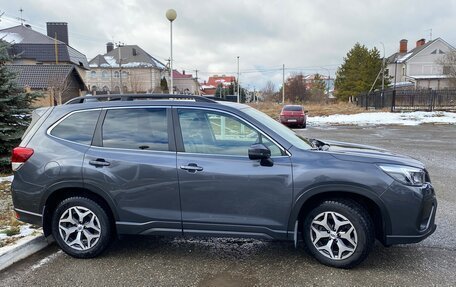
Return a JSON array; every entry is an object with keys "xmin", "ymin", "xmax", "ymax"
[
  {"xmin": 261, "ymin": 80, "xmax": 277, "ymax": 101},
  {"xmin": 47, "ymin": 76, "xmax": 73, "ymax": 105},
  {"xmin": 438, "ymin": 50, "xmax": 456, "ymax": 88},
  {"xmin": 128, "ymin": 70, "xmax": 144, "ymax": 93}
]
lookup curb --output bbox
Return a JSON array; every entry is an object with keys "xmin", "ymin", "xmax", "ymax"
[{"xmin": 0, "ymin": 234, "xmax": 51, "ymax": 271}]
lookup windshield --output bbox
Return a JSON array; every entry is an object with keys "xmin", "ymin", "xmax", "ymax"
[{"xmin": 242, "ymin": 107, "xmax": 313, "ymax": 150}]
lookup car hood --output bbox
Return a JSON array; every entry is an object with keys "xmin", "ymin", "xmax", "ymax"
[{"xmin": 318, "ymin": 140, "xmax": 425, "ymax": 168}]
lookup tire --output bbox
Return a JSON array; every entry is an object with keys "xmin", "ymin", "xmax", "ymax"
[
  {"xmin": 52, "ymin": 197, "xmax": 112, "ymax": 258},
  {"xmin": 302, "ymin": 199, "xmax": 374, "ymax": 268},
  {"xmin": 302, "ymin": 122, "xmax": 306, "ymax": 129}
]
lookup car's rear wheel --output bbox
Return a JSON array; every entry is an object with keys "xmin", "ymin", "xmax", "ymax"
[
  {"xmin": 302, "ymin": 199, "xmax": 374, "ymax": 268},
  {"xmin": 52, "ymin": 197, "xmax": 112, "ymax": 258}
]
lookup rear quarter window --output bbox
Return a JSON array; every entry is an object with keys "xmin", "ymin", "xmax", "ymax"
[{"xmin": 50, "ymin": 110, "xmax": 100, "ymax": 145}]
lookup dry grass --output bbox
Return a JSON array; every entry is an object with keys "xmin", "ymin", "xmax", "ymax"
[{"xmin": 249, "ymin": 101, "xmax": 381, "ymax": 120}]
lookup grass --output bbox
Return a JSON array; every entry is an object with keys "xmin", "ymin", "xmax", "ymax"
[{"xmin": 248, "ymin": 101, "xmax": 380, "ymax": 120}]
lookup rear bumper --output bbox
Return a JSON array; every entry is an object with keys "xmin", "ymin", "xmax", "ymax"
[{"xmin": 14, "ymin": 208, "xmax": 43, "ymax": 226}]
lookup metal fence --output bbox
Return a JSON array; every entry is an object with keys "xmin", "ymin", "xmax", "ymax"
[{"xmin": 356, "ymin": 89, "xmax": 456, "ymax": 112}]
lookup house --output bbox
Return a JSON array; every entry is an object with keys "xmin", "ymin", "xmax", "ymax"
[
  {"xmin": 200, "ymin": 75, "xmax": 236, "ymax": 95},
  {"xmin": 8, "ymin": 65, "xmax": 87, "ymax": 106},
  {"xmin": 386, "ymin": 38, "xmax": 456, "ymax": 89},
  {"xmin": 304, "ymin": 73, "xmax": 335, "ymax": 97},
  {"xmin": 0, "ymin": 22, "xmax": 89, "ymax": 105},
  {"xmin": 172, "ymin": 70, "xmax": 199, "ymax": 94},
  {"xmin": 87, "ymin": 43, "xmax": 165, "ymax": 94}
]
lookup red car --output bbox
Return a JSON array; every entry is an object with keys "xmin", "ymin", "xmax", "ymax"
[{"xmin": 279, "ymin": 105, "xmax": 307, "ymax": 128}]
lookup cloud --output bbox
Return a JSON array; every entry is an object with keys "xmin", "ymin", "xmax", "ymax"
[{"xmin": 1, "ymin": 0, "xmax": 455, "ymax": 90}]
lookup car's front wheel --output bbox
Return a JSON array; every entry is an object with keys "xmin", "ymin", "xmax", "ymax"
[
  {"xmin": 303, "ymin": 199, "xmax": 374, "ymax": 268},
  {"xmin": 52, "ymin": 197, "xmax": 112, "ymax": 258}
]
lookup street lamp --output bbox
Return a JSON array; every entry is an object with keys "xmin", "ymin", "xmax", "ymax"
[
  {"xmin": 237, "ymin": 56, "xmax": 240, "ymax": 103},
  {"xmin": 166, "ymin": 9, "xmax": 177, "ymax": 94}
]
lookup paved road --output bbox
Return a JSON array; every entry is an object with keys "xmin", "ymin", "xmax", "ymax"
[{"xmin": 1, "ymin": 124, "xmax": 455, "ymax": 287}]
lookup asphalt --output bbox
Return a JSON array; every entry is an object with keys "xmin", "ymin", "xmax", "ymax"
[{"xmin": 1, "ymin": 124, "xmax": 455, "ymax": 287}]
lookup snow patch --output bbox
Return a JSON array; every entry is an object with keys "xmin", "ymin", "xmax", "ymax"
[
  {"xmin": 0, "ymin": 175, "xmax": 13, "ymax": 183},
  {"xmin": 31, "ymin": 251, "xmax": 62, "ymax": 270},
  {"xmin": 308, "ymin": 111, "xmax": 456, "ymax": 126},
  {"xmin": 0, "ymin": 32, "xmax": 24, "ymax": 44},
  {"xmin": 103, "ymin": 55, "xmax": 118, "ymax": 66}
]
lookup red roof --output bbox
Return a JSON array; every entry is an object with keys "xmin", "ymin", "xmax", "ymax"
[
  {"xmin": 206, "ymin": 75, "xmax": 236, "ymax": 87},
  {"xmin": 173, "ymin": 70, "xmax": 193, "ymax": 79}
]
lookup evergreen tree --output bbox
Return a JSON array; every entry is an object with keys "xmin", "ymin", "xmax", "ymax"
[
  {"xmin": 310, "ymin": 73, "xmax": 327, "ymax": 99},
  {"xmin": 0, "ymin": 40, "xmax": 42, "ymax": 172},
  {"xmin": 335, "ymin": 43, "xmax": 389, "ymax": 101},
  {"xmin": 160, "ymin": 77, "xmax": 169, "ymax": 93}
]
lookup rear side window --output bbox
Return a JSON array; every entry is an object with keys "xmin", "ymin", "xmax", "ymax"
[
  {"xmin": 102, "ymin": 108, "xmax": 168, "ymax": 151},
  {"xmin": 50, "ymin": 110, "xmax": 100, "ymax": 144}
]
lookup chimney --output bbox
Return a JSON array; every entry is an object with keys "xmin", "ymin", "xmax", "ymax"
[
  {"xmin": 132, "ymin": 48, "xmax": 137, "ymax": 56},
  {"xmin": 416, "ymin": 38, "xmax": 426, "ymax": 47},
  {"xmin": 182, "ymin": 70, "xmax": 185, "ymax": 75},
  {"xmin": 399, "ymin": 39, "xmax": 408, "ymax": 54},
  {"xmin": 46, "ymin": 22, "xmax": 69, "ymax": 45},
  {"xmin": 24, "ymin": 24, "xmax": 32, "ymax": 29},
  {"xmin": 106, "ymin": 42, "xmax": 114, "ymax": 53}
]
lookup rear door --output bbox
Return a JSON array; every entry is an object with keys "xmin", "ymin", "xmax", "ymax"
[{"xmin": 83, "ymin": 106, "xmax": 181, "ymax": 236}]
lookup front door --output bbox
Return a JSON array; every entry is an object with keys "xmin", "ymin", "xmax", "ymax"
[{"xmin": 175, "ymin": 108, "xmax": 293, "ymax": 239}]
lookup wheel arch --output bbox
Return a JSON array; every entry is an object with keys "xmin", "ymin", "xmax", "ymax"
[
  {"xmin": 288, "ymin": 184, "xmax": 391, "ymax": 244},
  {"xmin": 41, "ymin": 182, "xmax": 118, "ymax": 237}
]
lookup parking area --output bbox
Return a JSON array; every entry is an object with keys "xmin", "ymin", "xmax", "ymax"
[{"xmin": 1, "ymin": 124, "xmax": 455, "ymax": 286}]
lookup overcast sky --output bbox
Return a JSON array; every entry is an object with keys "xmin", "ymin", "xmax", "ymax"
[{"xmin": 1, "ymin": 0, "xmax": 455, "ymax": 90}]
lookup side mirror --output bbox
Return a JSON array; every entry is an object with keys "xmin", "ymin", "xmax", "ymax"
[{"xmin": 248, "ymin": 144, "xmax": 273, "ymax": 167}]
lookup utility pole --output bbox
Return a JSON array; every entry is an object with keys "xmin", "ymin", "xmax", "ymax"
[
  {"xmin": 194, "ymin": 69, "xmax": 200, "ymax": 95},
  {"xmin": 117, "ymin": 42, "xmax": 124, "ymax": 94},
  {"xmin": 237, "ymin": 56, "xmax": 240, "ymax": 103},
  {"xmin": 282, "ymin": 64, "xmax": 285, "ymax": 104}
]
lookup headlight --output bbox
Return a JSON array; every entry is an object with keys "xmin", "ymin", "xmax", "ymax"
[{"xmin": 379, "ymin": 165, "xmax": 426, "ymax": 186}]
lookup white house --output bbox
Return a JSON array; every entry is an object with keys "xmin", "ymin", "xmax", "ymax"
[{"xmin": 386, "ymin": 38, "xmax": 456, "ymax": 89}]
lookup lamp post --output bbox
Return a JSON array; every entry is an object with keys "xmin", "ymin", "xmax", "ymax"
[
  {"xmin": 237, "ymin": 56, "xmax": 240, "ymax": 103},
  {"xmin": 380, "ymin": 42, "xmax": 386, "ymax": 106},
  {"xmin": 166, "ymin": 9, "xmax": 177, "ymax": 94}
]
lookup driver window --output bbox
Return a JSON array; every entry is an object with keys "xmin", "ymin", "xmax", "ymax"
[{"xmin": 178, "ymin": 109, "xmax": 282, "ymax": 156}]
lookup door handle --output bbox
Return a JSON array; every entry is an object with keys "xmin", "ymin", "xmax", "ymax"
[
  {"xmin": 89, "ymin": 159, "xmax": 110, "ymax": 167},
  {"xmin": 180, "ymin": 163, "xmax": 203, "ymax": 172}
]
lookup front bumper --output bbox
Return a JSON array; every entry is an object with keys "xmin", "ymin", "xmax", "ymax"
[{"xmin": 381, "ymin": 182, "xmax": 437, "ymax": 245}]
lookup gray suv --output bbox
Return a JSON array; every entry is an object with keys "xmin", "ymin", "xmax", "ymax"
[{"xmin": 11, "ymin": 95, "xmax": 437, "ymax": 268}]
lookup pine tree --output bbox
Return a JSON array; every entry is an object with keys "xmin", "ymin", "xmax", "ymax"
[
  {"xmin": 0, "ymin": 40, "xmax": 42, "ymax": 172},
  {"xmin": 335, "ymin": 43, "xmax": 389, "ymax": 101},
  {"xmin": 160, "ymin": 77, "xmax": 169, "ymax": 93}
]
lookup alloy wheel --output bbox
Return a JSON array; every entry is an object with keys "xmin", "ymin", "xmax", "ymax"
[
  {"xmin": 58, "ymin": 206, "xmax": 102, "ymax": 251},
  {"xmin": 310, "ymin": 211, "xmax": 358, "ymax": 260}
]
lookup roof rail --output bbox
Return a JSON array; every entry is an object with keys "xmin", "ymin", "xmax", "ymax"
[{"xmin": 64, "ymin": 94, "xmax": 217, "ymax": 105}]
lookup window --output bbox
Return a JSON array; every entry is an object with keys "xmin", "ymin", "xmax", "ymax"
[
  {"xmin": 90, "ymin": 71, "xmax": 96, "ymax": 78},
  {"xmin": 283, "ymin": 106, "xmax": 303, "ymax": 111},
  {"xmin": 91, "ymin": 85, "xmax": 98, "ymax": 92},
  {"xmin": 114, "ymin": 71, "xmax": 119, "ymax": 78},
  {"xmin": 114, "ymin": 86, "xmax": 120, "ymax": 93},
  {"xmin": 122, "ymin": 71, "xmax": 128, "ymax": 78},
  {"xmin": 102, "ymin": 108, "xmax": 168, "ymax": 151},
  {"xmin": 178, "ymin": 109, "xmax": 282, "ymax": 156},
  {"xmin": 102, "ymin": 70, "xmax": 108, "ymax": 78},
  {"xmin": 50, "ymin": 110, "xmax": 100, "ymax": 145},
  {"xmin": 102, "ymin": 86, "xmax": 109, "ymax": 92}
]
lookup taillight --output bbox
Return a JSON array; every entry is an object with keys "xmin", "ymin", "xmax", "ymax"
[{"xmin": 11, "ymin": 147, "xmax": 34, "ymax": 171}]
